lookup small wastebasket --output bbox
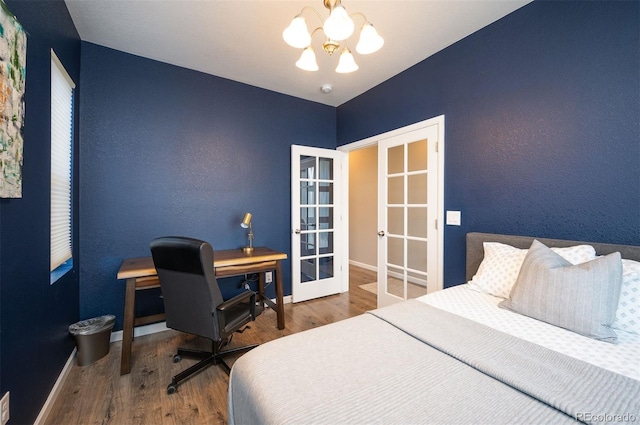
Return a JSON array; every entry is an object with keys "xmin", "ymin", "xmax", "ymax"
[{"xmin": 69, "ymin": 315, "xmax": 116, "ymax": 366}]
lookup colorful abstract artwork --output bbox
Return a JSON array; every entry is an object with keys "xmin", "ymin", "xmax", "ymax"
[{"xmin": 0, "ymin": 1, "xmax": 25, "ymax": 198}]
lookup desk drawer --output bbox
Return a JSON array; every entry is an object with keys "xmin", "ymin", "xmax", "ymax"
[{"xmin": 215, "ymin": 261, "xmax": 277, "ymax": 278}]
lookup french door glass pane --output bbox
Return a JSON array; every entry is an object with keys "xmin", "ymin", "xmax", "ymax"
[
  {"xmin": 301, "ymin": 232, "xmax": 315, "ymax": 256},
  {"xmin": 387, "ymin": 176, "xmax": 403, "ymax": 204},
  {"xmin": 408, "ymin": 174, "xmax": 427, "ymax": 204},
  {"xmin": 388, "ymin": 145, "xmax": 404, "ymax": 174},
  {"xmin": 300, "ymin": 207, "xmax": 316, "ymax": 230},
  {"xmin": 387, "ymin": 236, "xmax": 404, "ymax": 268},
  {"xmin": 407, "ymin": 207, "xmax": 427, "ymax": 238},
  {"xmin": 301, "ymin": 181, "xmax": 315, "ymax": 205},
  {"xmin": 319, "ymin": 182, "xmax": 333, "ymax": 204},
  {"xmin": 319, "ymin": 256, "xmax": 334, "ymax": 279},
  {"xmin": 319, "ymin": 231, "xmax": 333, "ymax": 255},
  {"xmin": 301, "ymin": 258, "xmax": 316, "ymax": 282},
  {"xmin": 387, "ymin": 266, "xmax": 404, "ymax": 298},
  {"xmin": 319, "ymin": 157, "xmax": 333, "ymax": 180},
  {"xmin": 300, "ymin": 155, "xmax": 315, "ymax": 178},
  {"xmin": 319, "ymin": 207, "xmax": 333, "ymax": 229},
  {"xmin": 408, "ymin": 140, "xmax": 427, "ymax": 171},
  {"xmin": 407, "ymin": 239, "xmax": 428, "ymax": 273},
  {"xmin": 408, "ymin": 270, "xmax": 429, "ymax": 298},
  {"xmin": 388, "ymin": 207, "xmax": 403, "ymax": 235}
]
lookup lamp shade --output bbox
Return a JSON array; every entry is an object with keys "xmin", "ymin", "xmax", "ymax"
[
  {"xmin": 323, "ymin": 5, "xmax": 354, "ymax": 41},
  {"xmin": 241, "ymin": 212, "xmax": 252, "ymax": 228},
  {"xmin": 296, "ymin": 46, "xmax": 319, "ymax": 71},
  {"xmin": 356, "ymin": 23, "xmax": 384, "ymax": 55},
  {"xmin": 283, "ymin": 16, "xmax": 311, "ymax": 48},
  {"xmin": 335, "ymin": 47, "xmax": 358, "ymax": 73}
]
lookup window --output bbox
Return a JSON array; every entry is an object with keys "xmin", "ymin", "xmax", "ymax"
[{"xmin": 50, "ymin": 50, "xmax": 75, "ymax": 283}]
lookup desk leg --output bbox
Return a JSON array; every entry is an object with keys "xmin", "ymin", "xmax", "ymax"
[
  {"xmin": 275, "ymin": 260, "xmax": 285, "ymax": 330},
  {"xmin": 120, "ymin": 277, "xmax": 136, "ymax": 375},
  {"xmin": 258, "ymin": 272, "xmax": 265, "ymax": 310}
]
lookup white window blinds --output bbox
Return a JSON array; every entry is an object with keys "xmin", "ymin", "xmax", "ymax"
[{"xmin": 50, "ymin": 50, "xmax": 75, "ymax": 272}]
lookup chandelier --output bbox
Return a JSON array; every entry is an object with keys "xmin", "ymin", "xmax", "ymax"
[{"xmin": 282, "ymin": 0, "xmax": 384, "ymax": 73}]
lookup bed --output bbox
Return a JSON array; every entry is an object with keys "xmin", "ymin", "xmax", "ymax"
[{"xmin": 228, "ymin": 233, "xmax": 640, "ymax": 424}]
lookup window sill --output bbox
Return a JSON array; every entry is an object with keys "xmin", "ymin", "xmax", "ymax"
[{"xmin": 50, "ymin": 258, "xmax": 73, "ymax": 284}]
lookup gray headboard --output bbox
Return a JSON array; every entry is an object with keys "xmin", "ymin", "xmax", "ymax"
[{"xmin": 466, "ymin": 232, "xmax": 640, "ymax": 282}]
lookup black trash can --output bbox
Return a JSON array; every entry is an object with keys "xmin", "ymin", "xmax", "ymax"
[{"xmin": 69, "ymin": 315, "xmax": 116, "ymax": 366}]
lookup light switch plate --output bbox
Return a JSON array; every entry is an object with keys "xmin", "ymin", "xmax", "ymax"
[{"xmin": 446, "ymin": 210, "xmax": 461, "ymax": 226}]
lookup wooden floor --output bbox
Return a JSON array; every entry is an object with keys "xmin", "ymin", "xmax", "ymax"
[{"xmin": 45, "ymin": 265, "xmax": 377, "ymax": 425}]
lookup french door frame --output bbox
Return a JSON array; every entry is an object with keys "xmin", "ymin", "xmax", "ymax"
[{"xmin": 337, "ymin": 115, "xmax": 445, "ymax": 302}]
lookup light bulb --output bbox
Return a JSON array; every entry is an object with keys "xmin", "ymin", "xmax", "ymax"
[
  {"xmin": 335, "ymin": 47, "xmax": 358, "ymax": 73},
  {"xmin": 356, "ymin": 23, "xmax": 384, "ymax": 55},
  {"xmin": 296, "ymin": 46, "xmax": 319, "ymax": 71},
  {"xmin": 323, "ymin": 5, "xmax": 354, "ymax": 41},
  {"xmin": 283, "ymin": 16, "xmax": 311, "ymax": 48}
]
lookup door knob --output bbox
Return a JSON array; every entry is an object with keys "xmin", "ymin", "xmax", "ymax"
[
  {"xmin": 294, "ymin": 229, "xmax": 301, "ymax": 234},
  {"xmin": 377, "ymin": 231, "xmax": 385, "ymax": 237}
]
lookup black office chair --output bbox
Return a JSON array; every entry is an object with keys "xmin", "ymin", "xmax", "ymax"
[{"xmin": 150, "ymin": 236, "xmax": 258, "ymax": 394}]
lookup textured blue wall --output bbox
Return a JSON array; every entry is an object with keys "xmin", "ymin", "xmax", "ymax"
[
  {"xmin": 0, "ymin": 1, "xmax": 80, "ymax": 423},
  {"xmin": 337, "ymin": 1, "xmax": 640, "ymax": 287},
  {"xmin": 79, "ymin": 43, "xmax": 336, "ymax": 330}
]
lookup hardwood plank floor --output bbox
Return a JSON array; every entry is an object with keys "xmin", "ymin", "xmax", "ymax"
[{"xmin": 45, "ymin": 265, "xmax": 377, "ymax": 425}]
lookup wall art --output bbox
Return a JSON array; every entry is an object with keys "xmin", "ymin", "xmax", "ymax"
[{"xmin": 0, "ymin": 1, "xmax": 26, "ymax": 198}]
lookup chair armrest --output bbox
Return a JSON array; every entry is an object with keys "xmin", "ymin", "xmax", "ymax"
[
  {"xmin": 217, "ymin": 290, "xmax": 256, "ymax": 319},
  {"xmin": 217, "ymin": 290, "xmax": 254, "ymax": 311}
]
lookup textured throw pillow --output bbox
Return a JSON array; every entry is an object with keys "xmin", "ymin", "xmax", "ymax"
[
  {"xmin": 611, "ymin": 259, "xmax": 640, "ymax": 335},
  {"xmin": 499, "ymin": 240, "xmax": 623, "ymax": 342},
  {"xmin": 468, "ymin": 242, "xmax": 597, "ymax": 298}
]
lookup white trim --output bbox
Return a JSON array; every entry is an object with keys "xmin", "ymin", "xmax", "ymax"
[
  {"xmin": 110, "ymin": 321, "xmax": 169, "ymax": 342},
  {"xmin": 349, "ymin": 259, "xmax": 376, "ymax": 272},
  {"xmin": 34, "ymin": 347, "xmax": 76, "ymax": 425},
  {"xmin": 337, "ymin": 119, "xmax": 442, "ymax": 154}
]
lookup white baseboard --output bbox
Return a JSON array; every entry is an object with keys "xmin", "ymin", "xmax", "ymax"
[
  {"xmin": 348, "ymin": 260, "xmax": 426, "ymax": 287},
  {"xmin": 110, "ymin": 321, "xmax": 169, "ymax": 343},
  {"xmin": 34, "ymin": 347, "xmax": 77, "ymax": 425},
  {"xmin": 349, "ymin": 259, "xmax": 377, "ymax": 272}
]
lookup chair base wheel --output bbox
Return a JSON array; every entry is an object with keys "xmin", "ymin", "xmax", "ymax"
[
  {"xmin": 173, "ymin": 354, "xmax": 181, "ymax": 363},
  {"xmin": 167, "ymin": 384, "xmax": 177, "ymax": 395}
]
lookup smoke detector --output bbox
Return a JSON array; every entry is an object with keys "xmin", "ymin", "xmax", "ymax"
[{"xmin": 320, "ymin": 84, "xmax": 333, "ymax": 94}]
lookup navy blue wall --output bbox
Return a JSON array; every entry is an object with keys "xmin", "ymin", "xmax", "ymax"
[
  {"xmin": 0, "ymin": 1, "xmax": 80, "ymax": 423},
  {"xmin": 337, "ymin": 0, "xmax": 640, "ymax": 287},
  {"xmin": 79, "ymin": 43, "xmax": 336, "ymax": 330}
]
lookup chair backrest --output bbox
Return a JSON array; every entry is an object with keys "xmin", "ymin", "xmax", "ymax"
[{"xmin": 150, "ymin": 236, "xmax": 225, "ymax": 341}]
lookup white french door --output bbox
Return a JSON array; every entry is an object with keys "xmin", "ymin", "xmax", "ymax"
[
  {"xmin": 377, "ymin": 118, "xmax": 444, "ymax": 308},
  {"xmin": 291, "ymin": 145, "xmax": 348, "ymax": 303}
]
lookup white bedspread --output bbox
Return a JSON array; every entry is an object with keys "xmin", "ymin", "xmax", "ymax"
[{"xmin": 417, "ymin": 284, "xmax": 640, "ymax": 381}]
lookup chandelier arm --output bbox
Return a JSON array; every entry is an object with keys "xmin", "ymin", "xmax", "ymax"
[
  {"xmin": 348, "ymin": 12, "xmax": 369, "ymax": 26},
  {"xmin": 298, "ymin": 6, "xmax": 325, "ymax": 24},
  {"xmin": 310, "ymin": 27, "xmax": 325, "ymax": 38}
]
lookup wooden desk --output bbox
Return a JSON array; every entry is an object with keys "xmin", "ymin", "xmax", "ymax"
[{"xmin": 117, "ymin": 247, "xmax": 287, "ymax": 375}]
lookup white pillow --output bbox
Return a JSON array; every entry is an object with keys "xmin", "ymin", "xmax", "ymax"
[
  {"xmin": 468, "ymin": 242, "xmax": 597, "ymax": 298},
  {"xmin": 611, "ymin": 259, "xmax": 640, "ymax": 335}
]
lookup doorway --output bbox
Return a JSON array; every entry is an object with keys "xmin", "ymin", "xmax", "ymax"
[{"xmin": 339, "ymin": 115, "xmax": 445, "ymax": 306}]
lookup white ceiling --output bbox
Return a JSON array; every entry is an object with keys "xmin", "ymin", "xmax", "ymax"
[{"xmin": 64, "ymin": 0, "xmax": 531, "ymax": 107}]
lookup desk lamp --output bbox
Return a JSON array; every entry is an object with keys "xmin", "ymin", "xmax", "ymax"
[{"xmin": 240, "ymin": 212, "xmax": 254, "ymax": 254}]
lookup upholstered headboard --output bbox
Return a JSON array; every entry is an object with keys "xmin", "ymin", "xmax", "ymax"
[{"xmin": 466, "ymin": 232, "xmax": 640, "ymax": 282}]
